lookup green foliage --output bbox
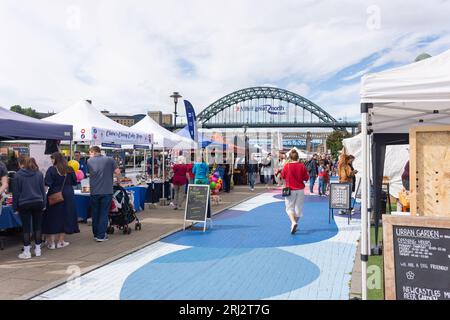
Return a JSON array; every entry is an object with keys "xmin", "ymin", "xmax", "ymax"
[
  {"xmin": 10, "ymin": 105, "xmax": 41, "ymax": 119},
  {"xmin": 326, "ymin": 130, "xmax": 351, "ymax": 157}
]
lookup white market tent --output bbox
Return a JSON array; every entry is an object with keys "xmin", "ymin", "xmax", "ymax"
[
  {"xmin": 45, "ymin": 100, "xmax": 152, "ymax": 145},
  {"xmin": 358, "ymin": 49, "xmax": 450, "ymax": 300},
  {"xmin": 342, "ymin": 134, "xmax": 408, "ymax": 198},
  {"xmin": 361, "ymin": 49, "xmax": 450, "ymax": 133},
  {"xmin": 132, "ymin": 115, "xmax": 196, "ymax": 150}
]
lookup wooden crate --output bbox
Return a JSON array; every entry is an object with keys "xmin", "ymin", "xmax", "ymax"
[{"xmin": 409, "ymin": 126, "xmax": 450, "ymax": 217}]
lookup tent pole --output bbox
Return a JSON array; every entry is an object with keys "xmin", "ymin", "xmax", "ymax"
[
  {"xmin": 367, "ymin": 133, "xmax": 372, "ymax": 257},
  {"xmin": 70, "ymin": 140, "xmax": 73, "ymax": 160},
  {"xmin": 360, "ymin": 103, "xmax": 371, "ymax": 300},
  {"xmin": 162, "ymin": 146, "xmax": 165, "ymax": 201}
]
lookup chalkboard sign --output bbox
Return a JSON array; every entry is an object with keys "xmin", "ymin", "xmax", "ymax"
[
  {"xmin": 329, "ymin": 183, "xmax": 352, "ymax": 209},
  {"xmin": 184, "ymin": 184, "xmax": 210, "ymax": 231},
  {"xmin": 383, "ymin": 215, "xmax": 450, "ymax": 300},
  {"xmin": 393, "ymin": 225, "xmax": 450, "ymax": 300}
]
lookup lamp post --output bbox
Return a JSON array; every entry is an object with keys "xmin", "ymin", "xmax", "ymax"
[{"xmin": 170, "ymin": 92, "xmax": 182, "ymax": 131}]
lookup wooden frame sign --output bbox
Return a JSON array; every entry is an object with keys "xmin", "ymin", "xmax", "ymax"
[
  {"xmin": 184, "ymin": 184, "xmax": 211, "ymax": 232},
  {"xmin": 383, "ymin": 215, "xmax": 450, "ymax": 300}
]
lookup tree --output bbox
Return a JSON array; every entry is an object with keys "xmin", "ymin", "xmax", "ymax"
[
  {"xmin": 10, "ymin": 105, "xmax": 41, "ymax": 119},
  {"xmin": 326, "ymin": 130, "xmax": 351, "ymax": 158}
]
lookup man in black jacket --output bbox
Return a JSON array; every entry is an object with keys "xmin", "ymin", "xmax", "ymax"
[{"xmin": 306, "ymin": 154, "xmax": 319, "ymax": 194}]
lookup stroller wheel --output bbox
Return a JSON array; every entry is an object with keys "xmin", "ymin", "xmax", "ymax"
[
  {"xmin": 135, "ymin": 223, "xmax": 142, "ymax": 231},
  {"xmin": 109, "ymin": 227, "xmax": 114, "ymax": 234},
  {"xmin": 127, "ymin": 227, "xmax": 132, "ymax": 235}
]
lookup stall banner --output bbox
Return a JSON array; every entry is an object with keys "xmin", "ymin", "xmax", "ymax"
[
  {"xmin": 184, "ymin": 100, "xmax": 198, "ymax": 142},
  {"xmin": 92, "ymin": 127, "xmax": 150, "ymax": 145}
]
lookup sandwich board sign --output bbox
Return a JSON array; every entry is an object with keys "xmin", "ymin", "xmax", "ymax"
[
  {"xmin": 184, "ymin": 184, "xmax": 212, "ymax": 232},
  {"xmin": 383, "ymin": 215, "xmax": 450, "ymax": 300},
  {"xmin": 329, "ymin": 182, "xmax": 352, "ymax": 224}
]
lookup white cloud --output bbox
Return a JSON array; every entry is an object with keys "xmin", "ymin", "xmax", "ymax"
[{"xmin": 0, "ymin": 0, "xmax": 449, "ymax": 118}]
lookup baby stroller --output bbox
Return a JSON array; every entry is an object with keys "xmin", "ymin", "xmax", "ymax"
[{"xmin": 107, "ymin": 185, "xmax": 142, "ymax": 235}]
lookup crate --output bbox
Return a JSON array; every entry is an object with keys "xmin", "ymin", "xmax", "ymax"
[{"xmin": 409, "ymin": 126, "xmax": 450, "ymax": 217}]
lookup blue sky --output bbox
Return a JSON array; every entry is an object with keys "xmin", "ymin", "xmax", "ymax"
[{"xmin": 1, "ymin": 0, "xmax": 450, "ymax": 121}]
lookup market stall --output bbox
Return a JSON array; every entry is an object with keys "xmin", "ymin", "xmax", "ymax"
[
  {"xmin": 0, "ymin": 107, "xmax": 73, "ymax": 232},
  {"xmin": 359, "ymin": 49, "xmax": 450, "ymax": 299}
]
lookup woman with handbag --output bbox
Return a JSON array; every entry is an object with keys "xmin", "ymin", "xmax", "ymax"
[
  {"xmin": 281, "ymin": 149, "xmax": 309, "ymax": 234},
  {"xmin": 42, "ymin": 152, "xmax": 79, "ymax": 250}
]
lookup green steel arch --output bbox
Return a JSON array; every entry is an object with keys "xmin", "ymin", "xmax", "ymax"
[{"xmin": 197, "ymin": 86, "xmax": 338, "ymax": 125}]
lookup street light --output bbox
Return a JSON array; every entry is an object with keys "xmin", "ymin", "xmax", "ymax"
[{"xmin": 170, "ymin": 92, "xmax": 182, "ymax": 130}]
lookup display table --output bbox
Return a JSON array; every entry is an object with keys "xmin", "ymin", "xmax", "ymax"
[
  {"xmin": 0, "ymin": 206, "xmax": 22, "ymax": 229},
  {"xmin": 146, "ymin": 182, "xmax": 171, "ymax": 203},
  {"xmin": 74, "ymin": 185, "xmax": 148, "ymax": 220}
]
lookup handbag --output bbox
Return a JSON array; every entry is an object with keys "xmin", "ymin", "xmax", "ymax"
[
  {"xmin": 281, "ymin": 187, "xmax": 291, "ymax": 197},
  {"xmin": 281, "ymin": 163, "xmax": 291, "ymax": 197},
  {"xmin": 47, "ymin": 173, "xmax": 67, "ymax": 207}
]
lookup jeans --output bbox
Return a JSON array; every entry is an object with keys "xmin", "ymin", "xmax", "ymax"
[
  {"xmin": 264, "ymin": 174, "xmax": 272, "ymax": 185},
  {"xmin": 18, "ymin": 201, "xmax": 44, "ymax": 246},
  {"xmin": 318, "ymin": 179, "xmax": 327, "ymax": 195},
  {"xmin": 248, "ymin": 172, "xmax": 256, "ymax": 189},
  {"xmin": 309, "ymin": 176, "xmax": 317, "ymax": 193},
  {"xmin": 90, "ymin": 194, "xmax": 112, "ymax": 239}
]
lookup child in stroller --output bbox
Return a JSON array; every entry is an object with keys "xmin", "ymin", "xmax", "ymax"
[{"xmin": 107, "ymin": 185, "xmax": 142, "ymax": 235}]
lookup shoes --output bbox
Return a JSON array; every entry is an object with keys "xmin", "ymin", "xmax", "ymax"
[
  {"xmin": 174, "ymin": 207, "xmax": 178, "ymax": 210},
  {"xmin": 57, "ymin": 241, "xmax": 70, "ymax": 249},
  {"xmin": 35, "ymin": 244, "xmax": 42, "ymax": 257},
  {"xmin": 47, "ymin": 242, "xmax": 56, "ymax": 250},
  {"xmin": 18, "ymin": 246, "xmax": 32, "ymax": 259},
  {"xmin": 95, "ymin": 236, "xmax": 109, "ymax": 242},
  {"xmin": 291, "ymin": 223, "xmax": 298, "ymax": 234}
]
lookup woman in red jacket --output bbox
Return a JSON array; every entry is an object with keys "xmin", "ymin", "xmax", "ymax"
[{"xmin": 281, "ymin": 149, "xmax": 310, "ymax": 234}]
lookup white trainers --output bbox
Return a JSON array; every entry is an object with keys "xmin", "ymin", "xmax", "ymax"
[
  {"xmin": 47, "ymin": 242, "xmax": 56, "ymax": 250},
  {"xmin": 34, "ymin": 244, "xmax": 42, "ymax": 257},
  {"xmin": 18, "ymin": 246, "xmax": 32, "ymax": 260},
  {"xmin": 57, "ymin": 241, "xmax": 70, "ymax": 249}
]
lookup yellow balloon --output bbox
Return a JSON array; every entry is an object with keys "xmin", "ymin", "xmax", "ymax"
[{"xmin": 68, "ymin": 160, "xmax": 80, "ymax": 172}]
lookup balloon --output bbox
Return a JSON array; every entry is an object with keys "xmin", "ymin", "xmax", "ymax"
[
  {"xmin": 217, "ymin": 178, "xmax": 223, "ymax": 184},
  {"xmin": 212, "ymin": 177, "xmax": 218, "ymax": 182},
  {"xmin": 75, "ymin": 170, "xmax": 84, "ymax": 182},
  {"xmin": 210, "ymin": 182, "xmax": 216, "ymax": 190},
  {"xmin": 216, "ymin": 183, "xmax": 222, "ymax": 190},
  {"xmin": 68, "ymin": 160, "xmax": 80, "ymax": 172}
]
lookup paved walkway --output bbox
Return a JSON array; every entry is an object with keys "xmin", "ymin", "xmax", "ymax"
[
  {"xmin": 0, "ymin": 185, "xmax": 264, "ymax": 299},
  {"xmin": 33, "ymin": 186, "xmax": 361, "ymax": 300}
]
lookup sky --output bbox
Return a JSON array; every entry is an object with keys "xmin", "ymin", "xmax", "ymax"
[{"xmin": 1, "ymin": 0, "xmax": 450, "ymax": 121}]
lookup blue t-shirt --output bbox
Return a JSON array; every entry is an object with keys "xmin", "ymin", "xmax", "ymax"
[{"xmin": 192, "ymin": 162, "xmax": 209, "ymax": 180}]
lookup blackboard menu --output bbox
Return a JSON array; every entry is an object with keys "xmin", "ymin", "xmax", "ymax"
[
  {"xmin": 329, "ymin": 183, "xmax": 352, "ymax": 209},
  {"xmin": 185, "ymin": 185, "xmax": 210, "ymax": 222},
  {"xmin": 393, "ymin": 225, "xmax": 450, "ymax": 300}
]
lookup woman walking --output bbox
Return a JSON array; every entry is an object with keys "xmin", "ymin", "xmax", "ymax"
[
  {"xmin": 172, "ymin": 157, "xmax": 190, "ymax": 210},
  {"xmin": 12, "ymin": 157, "xmax": 46, "ymax": 259},
  {"xmin": 42, "ymin": 152, "xmax": 79, "ymax": 249},
  {"xmin": 281, "ymin": 149, "xmax": 309, "ymax": 234}
]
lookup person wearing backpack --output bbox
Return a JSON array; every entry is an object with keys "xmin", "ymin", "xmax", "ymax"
[{"xmin": 306, "ymin": 154, "xmax": 319, "ymax": 194}]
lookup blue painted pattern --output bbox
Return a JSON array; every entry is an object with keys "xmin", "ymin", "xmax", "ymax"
[{"xmin": 120, "ymin": 194, "xmax": 338, "ymax": 299}]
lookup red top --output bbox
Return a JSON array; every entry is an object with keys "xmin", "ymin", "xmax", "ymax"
[
  {"xmin": 172, "ymin": 164, "xmax": 189, "ymax": 185},
  {"xmin": 281, "ymin": 162, "xmax": 309, "ymax": 190}
]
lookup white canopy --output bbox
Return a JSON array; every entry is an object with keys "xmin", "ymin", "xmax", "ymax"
[
  {"xmin": 361, "ymin": 49, "xmax": 450, "ymax": 133},
  {"xmin": 342, "ymin": 134, "xmax": 408, "ymax": 198},
  {"xmin": 132, "ymin": 115, "xmax": 196, "ymax": 149},
  {"xmin": 45, "ymin": 100, "xmax": 151, "ymax": 145}
]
